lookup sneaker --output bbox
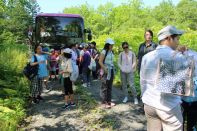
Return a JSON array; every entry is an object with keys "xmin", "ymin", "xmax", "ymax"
[
  {"xmin": 122, "ymin": 97, "xmax": 128, "ymax": 103},
  {"xmin": 82, "ymin": 83, "xmax": 88, "ymax": 88},
  {"xmin": 59, "ymin": 94, "xmax": 65, "ymax": 97},
  {"xmin": 37, "ymin": 95, "xmax": 44, "ymax": 100},
  {"xmin": 62, "ymin": 104, "xmax": 70, "ymax": 109},
  {"xmin": 88, "ymin": 82, "xmax": 91, "ymax": 87},
  {"xmin": 109, "ymin": 102, "xmax": 116, "ymax": 107},
  {"xmin": 134, "ymin": 98, "xmax": 139, "ymax": 105},
  {"xmin": 70, "ymin": 102, "xmax": 76, "ymax": 107},
  {"xmin": 105, "ymin": 104, "xmax": 111, "ymax": 109},
  {"xmin": 32, "ymin": 98, "xmax": 39, "ymax": 104}
]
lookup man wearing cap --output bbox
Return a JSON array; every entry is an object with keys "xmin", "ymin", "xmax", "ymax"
[{"xmin": 140, "ymin": 25, "xmax": 185, "ymax": 131}]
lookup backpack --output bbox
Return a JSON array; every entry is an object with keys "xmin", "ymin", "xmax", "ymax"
[
  {"xmin": 70, "ymin": 61, "xmax": 79, "ymax": 82},
  {"xmin": 23, "ymin": 55, "xmax": 38, "ymax": 80},
  {"xmin": 99, "ymin": 49, "xmax": 109, "ymax": 77}
]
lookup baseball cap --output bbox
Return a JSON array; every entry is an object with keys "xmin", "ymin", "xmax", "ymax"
[
  {"xmin": 63, "ymin": 48, "xmax": 72, "ymax": 54},
  {"xmin": 157, "ymin": 25, "xmax": 184, "ymax": 41},
  {"xmin": 105, "ymin": 38, "xmax": 115, "ymax": 45},
  {"xmin": 84, "ymin": 44, "xmax": 89, "ymax": 49},
  {"xmin": 79, "ymin": 42, "xmax": 86, "ymax": 48},
  {"xmin": 42, "ymin": 47, "xmax": 49, "ymax": 52},
  {"xmin": 50, "ymin": 49, "xmax": 55, "ymax": 52}
]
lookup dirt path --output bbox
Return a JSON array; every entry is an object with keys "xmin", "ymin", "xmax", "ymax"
[{"xmin": 22, "ymin": 80, "xmax": 146, "ymax": 131}]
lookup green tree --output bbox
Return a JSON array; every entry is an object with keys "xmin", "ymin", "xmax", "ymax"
[
  {"xmin": 176, "ymin": 0, "xmax": 197, "ymax": 30},
  {"xmin": 0, "ymin": 0, "xmax": 40, "ymax": 43},
  {"xmin": 151, "ymin": 0, "xmax": 176, "ymax": 26}
]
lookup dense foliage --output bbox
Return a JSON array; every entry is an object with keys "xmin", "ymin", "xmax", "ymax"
[
  {"xmin": 0, "ymin": 0, "xmax": 197, "ymax": 130},
  {"xmin": 63, "ymin": 0, "xmax": 197, "ymax": 88},
  {"xmin": 0, "ymin": 0, "xmax": 40, "ymax": 130},
  {"xmin": 63, "ymin": 0, "xmax": 197, "ymax": 52}
]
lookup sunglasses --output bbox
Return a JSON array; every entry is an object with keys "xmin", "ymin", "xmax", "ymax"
[{"xmin": 123, "ymin": 46, "xmax": 129, "ymax": 49}]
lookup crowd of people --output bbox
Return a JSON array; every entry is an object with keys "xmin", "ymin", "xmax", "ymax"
[{"xmin": 28, "ymin": 25, "xmax": 197, "ymax": 131}]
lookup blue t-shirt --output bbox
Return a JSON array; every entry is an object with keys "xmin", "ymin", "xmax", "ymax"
[
  {"xmin": 43, "ymin": 54, "xmax": 50, "ymax": 61},
  {"xmin": 31, "ymin": 54, "xmax": 48, "ymax": 78}
]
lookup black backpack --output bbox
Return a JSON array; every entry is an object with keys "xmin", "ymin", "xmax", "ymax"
[{"xmin": 23, "ymin": 55, "xmax": 39, "ymax": 80}]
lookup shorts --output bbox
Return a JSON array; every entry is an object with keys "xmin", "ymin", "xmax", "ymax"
[{"xmin": 64, "ymin": 77, "xmax": 73, "ymax": 95}]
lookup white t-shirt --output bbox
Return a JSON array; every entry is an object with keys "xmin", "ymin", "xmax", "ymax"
[{"xmin": 80, "ymin": 50, "xmax": 84, "ymax": 57}]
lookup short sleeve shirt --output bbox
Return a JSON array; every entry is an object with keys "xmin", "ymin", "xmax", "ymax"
[{"xmin": 31, "ymin": 54, "xmax": 48, "ymax": 78}]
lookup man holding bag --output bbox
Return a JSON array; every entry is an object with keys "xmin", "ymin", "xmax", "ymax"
[{"xmin": 140, "ymin": 25, "xmax": 189, "ymax": 131}]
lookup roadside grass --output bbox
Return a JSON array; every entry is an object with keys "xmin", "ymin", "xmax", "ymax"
[
  {"xmin": 0, "ymin": 43, "xmax": 29, "ymax": 131},
  {"xmin": 74, "ymin": 85, "xmax": 119, "ymax": 130}
]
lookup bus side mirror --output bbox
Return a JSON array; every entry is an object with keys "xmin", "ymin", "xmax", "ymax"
[
  {"xmin": 84, "ymin": 29, "xmax": 90, "ymax": 33},
  {"xmin": 88, "ymin": 33, "xmax": 92, "ymax": 41},
  {"xmin": 84, "ymin": 29, "xmax": 92, "ymax": 41}
]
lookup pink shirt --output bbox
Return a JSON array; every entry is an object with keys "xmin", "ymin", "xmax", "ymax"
[{"xmin": 118, "ymin": 51, "xmax": 136, "ymax": 73}]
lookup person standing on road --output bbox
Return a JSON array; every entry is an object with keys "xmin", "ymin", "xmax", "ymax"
[
  {"xmin": 70, "ymin": 43, "xmax": 78, "ymax": 65},
  {"xmin": 137, "ymin": 30, "xmax": 157, "ymax": 74},
  {"xmin": 181, "ymin": 48, "xmax": 197, "ymax": 131},
  {"xmin": 42, "ymin": 47, "xmax": 50, "ymax": 90},
  {"xmin": 89, "ymin": 41, "xmax": 99, "ymax": 79},
  {"xmin": 140, "ymin": 26, "xmax": 186, "ymax": 131},
  {"xmin": 60, "ymin": 48, "xmax": 76, "ymax": 109},
  {"xmin": 78, "ymin": 43, "xmax": 85, "ymax": 81},
  {"xmin": 118, "ymin": 42, "xmax": 138, "ymax": 104},
  {"xmin": 99, "ymin": 38, "xmax": 116, "ymax": 109},
  {"xmin": 30, "ymin": 45, "xmax": 48, "ymax": 103},
  {"xmin": 49, "ymin": 49, "xmax": 58, "ymax": 80},
  {"xmin": 81, "ymin": 44, "xmax": 91, "ymax": 87}
]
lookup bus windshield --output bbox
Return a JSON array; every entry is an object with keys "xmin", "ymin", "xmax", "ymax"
[{"xmin": 36, "ymin": 16, "xmax": 84, "ymax": 43}]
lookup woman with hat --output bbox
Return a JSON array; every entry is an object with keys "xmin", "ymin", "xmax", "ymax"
[
  {"xmin": 60, "ymin": 48, "xmax": 76, "ymax": 109},
  {"xmin": 99, "ymin": 38, "xmax": 116, "ymax": 108}
]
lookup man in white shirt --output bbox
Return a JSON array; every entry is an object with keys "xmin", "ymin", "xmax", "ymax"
[
  {"xmin": 140, "ymin": 25, "xmax": 185, "ymax": 131},
  {"xmin": 118, "ymin": 42, "xmax": 138, "ymax": 104}
]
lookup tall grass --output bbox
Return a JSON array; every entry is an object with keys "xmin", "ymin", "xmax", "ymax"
[{"xmin": 0, "ymin": 42, "xmax": 29, "ymax": 130}]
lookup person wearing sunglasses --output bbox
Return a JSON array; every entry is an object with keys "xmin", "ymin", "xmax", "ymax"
[{"xmin": 118, "ymin": 42, "xmax": 138, "ymax": 104}]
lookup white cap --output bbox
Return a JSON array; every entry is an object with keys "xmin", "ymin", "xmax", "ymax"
[
  {"xmin": 157, "ymin": 25, "xmax": 184, "ymax": 41},
  {"xmin": 63, "ymin": 48, "xmax": 72, "ymax": 54},
  {"xmin": 105, "ymin": 38, "xmax": 115, "ymax": 45}
]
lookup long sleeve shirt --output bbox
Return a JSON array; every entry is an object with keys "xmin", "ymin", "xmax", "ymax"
[
  {"xmin": 140, "ymin": 45, "xmax": 189, "ymax": 111},
  {"xmin": 60, "ymin": 58, "xmax": 73, "ymax": 78},
  {"xmin": 137, "ymin": 42, "xmax": 157, "ymax": 72}
]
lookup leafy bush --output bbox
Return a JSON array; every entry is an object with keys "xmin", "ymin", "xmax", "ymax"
[{"xmin": 0, "ymin": 42, "xmax": 29, "ymax": 130}]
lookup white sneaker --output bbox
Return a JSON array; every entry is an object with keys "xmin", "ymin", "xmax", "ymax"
[
  {"xmin": 82, "ymin": 83, "xmax": 87, "ymax": 88},
  {"xmin": 122, "ymin": 97, "xmax": 128, "ymax": 103},
  {"xmin": 134, "ymin": 98, "xmax": 139, "ymax": 105},
  {"xmin": 88, "ymin": 82, "xmax": 91, "ymax": 87}
]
